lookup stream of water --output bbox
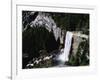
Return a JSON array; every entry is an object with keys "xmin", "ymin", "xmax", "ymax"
[{"xmin": 57, "ymin": 31, "xmax": 73, "ymax": 66}]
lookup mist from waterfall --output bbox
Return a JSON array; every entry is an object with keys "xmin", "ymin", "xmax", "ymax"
[{"xmin": 58, "ymin": 31, "xmax": 73, "ymax": 63}]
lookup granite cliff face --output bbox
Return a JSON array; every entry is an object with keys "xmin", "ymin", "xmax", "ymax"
[{"xmin": 23, "ymin": 12, "xmax": 65, "ymax": 44}]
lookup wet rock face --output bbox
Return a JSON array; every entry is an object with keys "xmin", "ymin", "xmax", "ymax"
[
  {"xmin": 72, "ymin": 35, "xmax": 83, "ymax": 56},
  {"xmin": 68, "ymin": 34, "xmax": 89, "ymax": 66}
]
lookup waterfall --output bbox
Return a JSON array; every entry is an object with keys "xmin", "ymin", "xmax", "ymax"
[{"xmin": 58, "ymin": 31, "xmax": 73, "ymax": 63}]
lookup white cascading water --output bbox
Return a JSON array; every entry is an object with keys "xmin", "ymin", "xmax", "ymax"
[{"xmin": 58, "ymin": 31, "xmax": 73, "ymax": 65}]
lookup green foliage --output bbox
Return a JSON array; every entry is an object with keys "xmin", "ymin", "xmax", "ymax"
[
  {"xmin": 22, "ymin": 25, "xmax": 60, "ymax": 68},
  {"xmin": 51, "ymin": 13, "xmax": 89, "ymax": 33}
]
